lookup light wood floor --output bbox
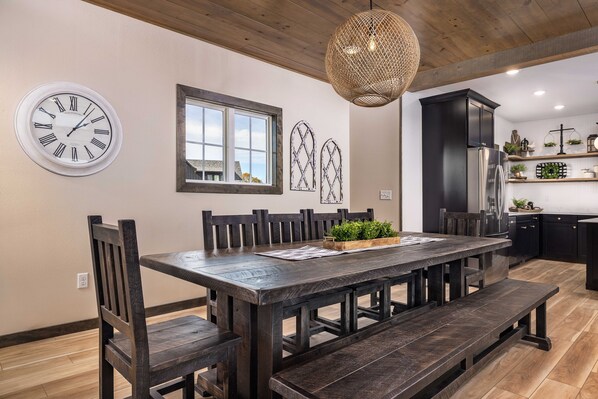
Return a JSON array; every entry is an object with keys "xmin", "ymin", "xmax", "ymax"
[{"xmin": 0, "ymin": 259, "xmax": 597, "ymax": 398}]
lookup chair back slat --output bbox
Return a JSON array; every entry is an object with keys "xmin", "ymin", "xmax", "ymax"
[
  {"xmin": 339, "ymin": 208, "xmax": 375, "ymax": 222},
  {"xmin": 88, "ymin": 216, "xmax": 148, "ymax": 348},
  {"xmin": 202, "ymin": 210, "xmax": 261, "ymax": 250},
  {"xmin": 260, "ymin": 210, "xmax": 307, "ymax": 243},
  {"xmin": 439, "ymin": 208, "xmax": 487, "ymax": 237},
  {"xmin": 305, "ymin": 209, "xmax": 344, "ymax": 239}
]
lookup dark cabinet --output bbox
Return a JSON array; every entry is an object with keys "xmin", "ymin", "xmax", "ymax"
[
  {"xmin": 509, "ymin": 215, "xmax": 540, "ymax": 266},
  {"xmin": 420, "ymin": 89, "xmax": 500, "ymax": 233},
  {"xmin": 578, "ymin": 216, "xmax": 595, "ymax": 262},
  {"xmin": 542, "ymin": 215, "xmax": 578, "ymax": 262},
  {"xmin": 468, "ymin": 99, "xmax": 495, "ymax": 148}
]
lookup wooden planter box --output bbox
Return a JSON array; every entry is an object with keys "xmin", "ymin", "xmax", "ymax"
[{"xmin": 323, "ymin": 236, "xmax": 401, "ymax": 251}]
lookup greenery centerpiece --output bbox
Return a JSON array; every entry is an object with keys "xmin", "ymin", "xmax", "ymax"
[{"xmin": 324, "ymin": 220, "xmax": 400, "ymax": 250}]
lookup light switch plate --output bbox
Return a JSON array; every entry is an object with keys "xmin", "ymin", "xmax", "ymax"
[{"xmin": 379, "ymin": 190, "xmax": 392, "ymax": 200}]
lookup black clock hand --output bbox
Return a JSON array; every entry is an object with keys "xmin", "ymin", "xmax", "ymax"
[{"xmin": 67, "ymin": 109, "xmax": 94, "ymax": 137}]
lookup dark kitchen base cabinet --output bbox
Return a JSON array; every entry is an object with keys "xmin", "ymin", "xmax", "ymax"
[
  {"xmin": 508, "ymin": 213, "xmax": 595, "ymax": 267},
  {"xmin": 508, "ymin": 215, "xmax": 540, "ymax": 266}
]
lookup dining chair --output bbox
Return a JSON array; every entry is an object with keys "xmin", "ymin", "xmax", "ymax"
[
  {"xmin": 438, "ymin": 208, "xmax": 487, "ymax": 295},
  {"xmin": 304, "ymin": 208, "xmax": 345, "ymax": 239},
  {"xmin": 336, "ymin": 208, "xmax": 416, "ymax": 329},
  {"xmin": 202, "ymin": 210, "xmax": 266, "ymax": 324},
  {"xmin": 256, "ymin": 209, "xmax": 351, "ymax": 354},
  {"xmin": 88, "ymin": 215, "xmax": 240, "ymax": 399}
]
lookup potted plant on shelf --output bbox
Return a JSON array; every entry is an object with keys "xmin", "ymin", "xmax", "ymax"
[
  {"xmin": 503, "ymin": 142, "xmax": 520, "ymax": 155},
  {"xmin": 510, "ymin": 164, "xmax": 527, "ymax": 179},
  {"xmin": 324, "ymin": 220, "xmax": 400, "ymax": 250}
]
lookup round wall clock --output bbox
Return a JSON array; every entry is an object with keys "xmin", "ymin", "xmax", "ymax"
[{"xmin": 14, "ymin": 82, "xmax": 122, "ymax": 176}]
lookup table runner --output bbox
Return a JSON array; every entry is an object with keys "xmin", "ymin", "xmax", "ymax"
[{"xmin": 256, "ymin": 236, "xmax": 445, "ymax": 261}]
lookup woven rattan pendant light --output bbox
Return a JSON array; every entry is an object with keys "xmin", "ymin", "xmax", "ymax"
[{"xmin": 325, "ymin": 1, "xmax": 420, "ymax": 107}]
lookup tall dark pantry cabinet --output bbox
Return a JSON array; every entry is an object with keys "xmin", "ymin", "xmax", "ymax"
[{"xmin": 420, "ymin": 89, "xmax": 500, "ymax": 233}]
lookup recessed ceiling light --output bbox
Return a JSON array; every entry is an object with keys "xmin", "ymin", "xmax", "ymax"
[
  {"xmin": 506, "ymin": 69, "xmax": 519, "ymax": 76},
  {"xmin": 534, "ymin": 90, "xmax": 546, "ymax": 96},
  {"xmin": 554, "ymin": 105, "xmax": 565, "ymax": 110}
]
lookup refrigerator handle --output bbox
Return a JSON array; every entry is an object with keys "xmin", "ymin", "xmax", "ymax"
[{"xmin": 496, "ymin": 164, "xmax": 505, "ymax": 220}]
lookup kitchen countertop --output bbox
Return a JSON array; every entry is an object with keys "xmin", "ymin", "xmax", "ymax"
[
  {"xmin": 508, "ymin": 211, "xmax": 598, "ymax": 217},
  {"xmin": 579, "ymin": 218, "xmax": 598, "ymax": 224}
]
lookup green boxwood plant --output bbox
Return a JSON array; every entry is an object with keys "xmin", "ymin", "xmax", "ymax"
[{"xmin": 328, "ymin": 220, "xmax": 398, "ymax": 242}]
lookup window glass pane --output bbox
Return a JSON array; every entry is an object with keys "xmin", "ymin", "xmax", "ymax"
[
  {"xmin": 252, "ymin": 117, "xmax": 267, "ymax": 151},
  {"xmin": 204, "ymin": 108, "xmax": 224, "ymax": 145},
  {"xmin": 234, "ymin": 149, "xmax": 250, "ymax": 182},
  {"xmin": 235, "ymin": 114, "xmax": 250, "ymax": 149},
  {"xmin": 205, "ymin": 145, "xmax": 224, "ymax": 181},
  {"xmin": 186, "ymin": 104, "xmax": 203, "ymax": 143},
  {"xmin": 252, "ymin": 151, "xmax": 267, "ymax": 184},
  {"xmin": 186, "ymin": 142, "xmax": 203, "ymax": 160}
]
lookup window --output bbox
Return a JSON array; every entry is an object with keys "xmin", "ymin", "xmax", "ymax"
[{"xmin": 176, "ymin": 85, "xmax": 282, "ymax": 194}]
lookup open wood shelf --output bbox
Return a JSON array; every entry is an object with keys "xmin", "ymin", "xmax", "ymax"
[
  {"xmin": 508, "ymin": 178, "xmax": 598, "ymax": 183},
  {"xmin": 508, "ymin": 152, "xmax": 598, "ymax": 161}
]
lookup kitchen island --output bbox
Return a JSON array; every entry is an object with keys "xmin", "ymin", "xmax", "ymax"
[{"xmin": 578, "ymin": 218, "xmax": 598, "ymax": 291}]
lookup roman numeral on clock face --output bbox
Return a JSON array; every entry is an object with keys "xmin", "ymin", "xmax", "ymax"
[
  {"xmin": 90, "ymin": 115, "xmax": 105, "ymax": 124},
  {"xmin": 38, "ymin": 107, "xmax": 56, "ymax": 119},
  {"xmin": 91, "ymin": 137, "xmax": 106, "ymax": 150},
  {"xmin": 84, "ymin": 145, "xmax": 95, "ymax": 160},
  {"xmin": 34, "ymin": 122, "xmax": 53, "ymax": 129},
  {"xmin": 53, "ymin": 97, "xmax": 66, "ymax": 112},
  {"xmin": 69, "ymin": 96, "xmax": 78, "ymax": 112},
  {"xmin": 39, "ymin": 133, "xmax": 57, "ymax": 147},
  {"xmin": 94, "ymin": 129, "xmax": 109, "ymax": 135},
  {"xmin": 71, "ymin": 147, "xmax": 78, "ymax": 162},
  {"xmin": 53, "ymin": 142, "xmax": 66, "ymax": 158}
]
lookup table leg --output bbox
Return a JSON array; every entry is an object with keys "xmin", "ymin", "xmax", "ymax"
[
  {"xmin": 230, "ymin": 298, "xmax": 283, "ymax": 399},
  {"xmin": 413, "ymin": 268, "xmax": 425, "ymax": 306},
  {"xmin": 256, "ymin": 302, "xmax": 283, "ymax": 399},
  {"xmin": 427, "ymin": 264, "xmax": 445, "ymax": 306},
  {"xmin": 449, "ymin": 259, "xmax": 465, "ymax": 301}
]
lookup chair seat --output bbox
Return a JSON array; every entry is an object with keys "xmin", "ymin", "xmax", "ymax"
[{"xmin": 108, "ymin": 315, "xmax": 241, "ymax": 378}]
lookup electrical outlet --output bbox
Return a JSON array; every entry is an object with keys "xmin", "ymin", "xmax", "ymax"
[
  {"xmin": 379, "ymin": 190, "xmax": 392, "ymax": 200},
  {"xmin": 77, "ymin": 272, "xmax": 89, "ymax": 289}
]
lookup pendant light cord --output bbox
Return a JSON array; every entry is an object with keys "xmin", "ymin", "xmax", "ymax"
[{"xmin": 370, "ymin": 0, "xmax": 373, "ymax": 10}]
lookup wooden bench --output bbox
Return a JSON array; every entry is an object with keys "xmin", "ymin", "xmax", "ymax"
[{"xmin": 270, "ymin": 278, "xmax": 558, "ymax": 399}]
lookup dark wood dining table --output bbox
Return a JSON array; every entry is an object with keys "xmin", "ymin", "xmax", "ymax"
[{"xmin": 140, "ymin": 232, "xmax": 510, "ymax": 399}]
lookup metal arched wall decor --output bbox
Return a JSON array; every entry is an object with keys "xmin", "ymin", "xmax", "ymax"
[
  {"xmin": 320, "ymin": 139, "xmax": 343, "ymax": 204},
  {"xmin": 290, "ymin": 120, "xmax": 316, "ymax": 191}
]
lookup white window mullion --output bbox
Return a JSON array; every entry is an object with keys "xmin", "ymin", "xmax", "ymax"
[{"xmin": 226, "ymin": 109, "xmax": 236, "ymax": 182}]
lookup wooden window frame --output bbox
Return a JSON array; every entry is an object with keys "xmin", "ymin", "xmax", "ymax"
[{"xmin": 176, "ymin": 84, "xmax": 283, "ymax": 194}]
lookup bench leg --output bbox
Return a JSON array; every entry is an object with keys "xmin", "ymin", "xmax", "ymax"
[{"xmin": 522, "ymin": 302, "xmax": 552, "ymax": 351}]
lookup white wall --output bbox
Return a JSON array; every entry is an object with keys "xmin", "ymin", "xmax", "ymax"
[
  {"xmin": 0, "ymin": 0, "xmax": 350, "ymax": 335},
  {"xmin": 507, "ymin": 112, "xmax": 598, "ymax": 213},
  {"xmin": 349, "ymin": 102, "xmax": 401, "ymax": 228}
]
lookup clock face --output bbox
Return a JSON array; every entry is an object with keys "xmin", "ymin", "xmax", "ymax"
[
  {"xmin": 32, "ymin": 93, "xmax": 113, "ymax": 165},
  {"xmin": 15, "ymin": 82, "xmax": 122, "ymax": 176}
]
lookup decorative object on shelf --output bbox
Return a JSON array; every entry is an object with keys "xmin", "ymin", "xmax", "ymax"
[
  {"xmin": 510, "ymin": 163, "xmax": 527, "ymax": 179},
  {"xmin": 566, "ymin": 129, "xmax": 582, "ymax": 145},
  {"xmin": 548, "ymin": 124, "xmax": 574, "ymax": 155},
  {"xmin": 594, "ymin": 165, "xmax": 598, "ymax": 174},
  {"xmin": 582, "ymin": 169, "xmax": 596, "ymax": 178},
  {"xmin": 320, "ymin": 139, "xmax": 343, "ymax": 204},
  {"xmin": 325, "ymin": 0, "xmax": 420, "ymax": 107},
  {"xmin": 521, "ymin": 137, "xmax": 529, "ymax": 152},
  {"xmin": 543, "ymin": 131, "xmax": 557, "ymax": 148},
  {"xmin": 509, "ymin": 198, "xmax": 542, "ymax": 213},
  {"xmin": 588, "ymin": 133, "xmax": 598, "ymax": 153},
  {"xmin": 504, "ymin": 142, "xmax": 520, "ymax": 155},
  {"xmin": 323, "ymin": 220, "xmax": 400, "ymax": 250},
  {"xmin": 14, "ymin": 82, "xmax": 122, "ymax": 176},
  {"xmin": 511, "ymin": 130, "xmax": 521, "ymax": 147},
  {"xmin": 290, "ymin": 120, "xmax": 316, "ymax": 192},
  {"xmin": 536, "ymin": 162, "xmax": 567, "ymax": 179}
]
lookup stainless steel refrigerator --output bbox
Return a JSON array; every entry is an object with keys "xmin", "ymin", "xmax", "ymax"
[{"xmin": 467, "ymin": 147, "xmax": 509, "ymax": 284}]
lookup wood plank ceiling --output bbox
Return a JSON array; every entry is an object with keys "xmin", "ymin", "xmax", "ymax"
[{"xmin": 84, "ymin": 0, "xmax": 598, "ymax": 90}]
